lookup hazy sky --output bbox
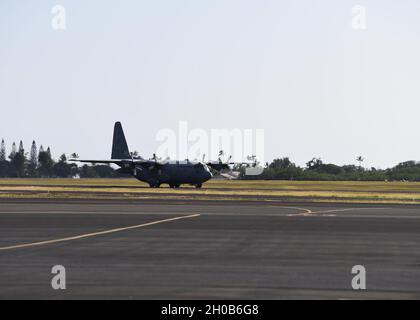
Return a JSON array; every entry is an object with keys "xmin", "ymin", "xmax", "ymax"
[{"xmin": 1, "ymin": 0, "xmax": 420, "ymax": 168}]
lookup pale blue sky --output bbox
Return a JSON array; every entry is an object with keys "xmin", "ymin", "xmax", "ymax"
[{"xmin": 1, "ymin": 0, "xmax": 420, "ymax": 168}]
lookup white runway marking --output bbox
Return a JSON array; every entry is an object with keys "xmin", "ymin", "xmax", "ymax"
[
  {"xmin": 286, "ymin": 207, "xmax": 392, "ymax": 217},
  {"xmin": 0, "ymin": 213, "xmax": 200, "ymax": 251},
  {"xmin": 0, "ymin": 211, "xmax": 196, "ymax": 215},
  {"xmin": 0, "ymin": 206, "xmax": 312, "ymax": 217},
  {"xmin": 269, "ymin": 206, "xmax": 313, "ymax": 216}
]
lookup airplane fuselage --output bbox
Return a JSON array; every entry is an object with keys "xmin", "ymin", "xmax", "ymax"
[{"xmin": 120, "ymin": 160, "xmax": 212, "ymax": 188}]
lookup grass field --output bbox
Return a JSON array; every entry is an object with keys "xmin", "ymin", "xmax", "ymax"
[{"xmin": 2, "ymin": 178, "xmax": 420, "ymax": 204}]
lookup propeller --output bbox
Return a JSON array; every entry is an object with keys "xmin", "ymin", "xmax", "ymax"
[
  {"xmin": 147, "ymin": 153, "xmax": 163, "ymax": 175},
  {"xmin": 218, "ymin": 150, "xmax": 224, "ymax": 163},
  {"xmin": 129, "ymin": 152, "xmax": 137, "ymax": 176}
]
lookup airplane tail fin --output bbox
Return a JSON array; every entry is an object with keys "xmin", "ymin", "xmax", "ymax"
[{"xmin": 111, "ymin": 122, "xmax": 131, "ymax": 159}]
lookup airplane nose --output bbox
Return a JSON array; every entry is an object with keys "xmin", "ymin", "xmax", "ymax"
[{"xmin": 206, "ymin": 171, "xmax": 212, "ymax": 180}]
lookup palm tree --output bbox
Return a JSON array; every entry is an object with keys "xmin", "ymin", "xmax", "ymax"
[{"xmin": 356, "ymin": 156, "xmax": 364, "ymax": 170}]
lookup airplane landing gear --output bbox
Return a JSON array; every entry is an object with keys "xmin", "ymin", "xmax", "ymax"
[
  {"xmin": 195, "ymin": 183, "xmax": 202, "ymax": 189},
  {"xmin": 149, "ymin": 182, "xmax": 160, "ymax": 188}
]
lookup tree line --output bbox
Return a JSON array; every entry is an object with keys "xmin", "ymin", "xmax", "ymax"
[
  {"xmin": 0, "ymin": 139, "xmax": 117, "ymax": 178},
  {"xmin": 2, "ymin": 138, "xmax": 420, "ymax": 181},
  {"xmin": 242, "ymin": 157, "xmax": 420, "ymax": 181}
]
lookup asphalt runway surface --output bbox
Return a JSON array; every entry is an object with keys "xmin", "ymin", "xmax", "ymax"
[{"xmin": 1, "ymin": 199, "xmax": 420, "ymax": 299}]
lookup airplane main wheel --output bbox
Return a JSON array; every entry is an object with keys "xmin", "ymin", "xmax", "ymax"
[
  {"xmin": 195, "ymin": 183, "xmax": 202, "ymax": 189},
  {"xmin": 149, "ymin": 182, "xmax": 160, "ymax": 188}
]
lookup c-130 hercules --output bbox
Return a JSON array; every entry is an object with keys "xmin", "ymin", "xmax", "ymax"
[{"xmin": 70, "ymin": 122, "xmax": 257, "ymax": 188}]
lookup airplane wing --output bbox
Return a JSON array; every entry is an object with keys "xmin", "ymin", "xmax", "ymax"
[
  {"xmin": 69, "ymin": 159, "xmax": 133, "ymax": 165},
  {"xmin": 69, "ymin": 158, "xmax": 164, "ymax": 166},
  {"xmin": 69, "ymin": 159, "xmax": 122, "ymax": 164},
  {"xmin": 206, "ymin": 161, "xmax": 256, "ymax": 171},
  {"xmin": 206, "ymin": 162, "xmax": 229, "ymax": 171}
]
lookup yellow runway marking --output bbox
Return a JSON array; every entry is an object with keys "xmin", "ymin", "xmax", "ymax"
[{"xmin": 0, "ymin": 214, "xmax": 200, "ymax": 251}]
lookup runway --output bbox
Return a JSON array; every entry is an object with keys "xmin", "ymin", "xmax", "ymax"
[{"xmin": 1, "ymin": 199, "xmax": 420, "ymax": 299}]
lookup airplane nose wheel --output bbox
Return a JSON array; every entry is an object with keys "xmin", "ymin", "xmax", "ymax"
[{"xmin": 195, "ymin": 183, "xmax": 202, "ymax": 189}]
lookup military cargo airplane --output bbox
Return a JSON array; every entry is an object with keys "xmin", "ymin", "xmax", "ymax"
[{"xmin": 70, "ymin": 122, "xmax": 256, "ymax": 188}]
